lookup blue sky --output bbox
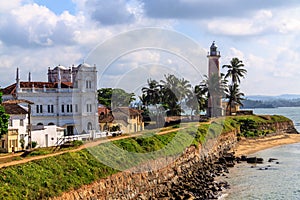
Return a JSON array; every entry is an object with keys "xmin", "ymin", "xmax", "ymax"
[
  {"xmin": 33, "ymin": 0, "xmax": 76, "ymax": 14},
  {"xmin": 1, "ymin": 0, "xmax": 300, "ymax": 96}
]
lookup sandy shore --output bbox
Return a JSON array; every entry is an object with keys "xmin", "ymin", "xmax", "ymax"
[{"xmin": 233, "ymin": 133, "xmax": 300, "ymax": 156}]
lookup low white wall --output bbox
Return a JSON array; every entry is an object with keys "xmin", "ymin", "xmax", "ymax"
[{"xmin": 31, "ymin": 126, "xmax": 64, "ymax": 148}]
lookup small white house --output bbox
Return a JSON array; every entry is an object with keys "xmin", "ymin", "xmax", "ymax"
[
  {"xmin": 1, "ymin": 103, "xmax": 28, "ymax": 152},
  {"xmin": 31, "ymin": 125, "xmax": 65, "ymax": 148}
]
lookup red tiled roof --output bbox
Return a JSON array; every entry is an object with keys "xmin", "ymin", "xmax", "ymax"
[
  {"xmin": 113, "ymin": 107, "xmax": 143, "ymax": 116},
  {"xmin": 98, "ymin": 107, "xmax": 110, "ymax": 115},
  {"xmin": 3, "ymin": 104, "xmax": 28, "ymax": 115},
  {"xmin": 99, "ymin": 114, "xmax": 114, "ymax": 123},
  {"xmin": 1, "ymin": 81, "xmax": 73, "ymax": 95},
  {"xmin": 1, "ymin": 83, "xmax": 17, "ymax": 95}
]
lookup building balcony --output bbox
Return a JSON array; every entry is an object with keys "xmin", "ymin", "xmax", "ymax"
[{"xmin": 19, "ymin": 88, "xmax": 80, "ymax": 93}]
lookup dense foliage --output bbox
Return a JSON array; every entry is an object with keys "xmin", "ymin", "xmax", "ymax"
[
  {"xmin": 0, "ymin": 91, "xmax": 9, "ymax": 138},
  {"xmin": 98, "ymin": 88, "xmax": 135, "ymax": 109}
]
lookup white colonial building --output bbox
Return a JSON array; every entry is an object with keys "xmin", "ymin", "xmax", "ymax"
[{"xmin": 2, "ymin": 63, "xmax": 99, "ymax": 136}]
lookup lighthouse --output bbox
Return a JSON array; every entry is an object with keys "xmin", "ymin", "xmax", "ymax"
[{"xmin": 207, "ymin": 41, "xmax": 222, "ymax": 117}]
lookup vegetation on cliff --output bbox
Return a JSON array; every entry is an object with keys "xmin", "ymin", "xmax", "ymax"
[{"xmin": 0, "ymin": 115, "xmax": 294, "ymax": 199}]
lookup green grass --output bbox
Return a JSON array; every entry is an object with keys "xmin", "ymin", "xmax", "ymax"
[
  {"xmin": 224, "ymin": 114, "xmax": 292, "ymax": 138},
  {"xmin": 0, "ymin": 150, "xmax": 118, "ymax": 200}
]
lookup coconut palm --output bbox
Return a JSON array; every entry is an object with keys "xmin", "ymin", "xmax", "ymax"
[
  {"xmin": 141, "ymin": 79, "xmax": 164, "ymax": 127},
  {"xmin": 160, "ymin": 74, "xmax": 192, "ymax": 116},
  {"xmin": 201, "ymin": 73, "xmax": 227, "ymax": 117},
  {"xmin": 186, "ymin": 85, "xmax": 207, "ymax": 116},
  {"xmin": 225, "ymin": 84, "xmax": 245, "ymax": 115},
  {"xmin": 141, "ymin": 79, "xmax": 162, "ymax": 106},
  {"xmin": 222, "ymin": 58, "xmax": 247, "ymax": 85}
]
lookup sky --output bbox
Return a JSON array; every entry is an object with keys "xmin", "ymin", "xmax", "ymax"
[{"xmin": 1, "ymin": 0, "xmax": 300, "ymax": 96}]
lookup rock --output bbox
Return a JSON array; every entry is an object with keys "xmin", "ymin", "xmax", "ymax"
[
  {"xmin": 247, "ymin": 157, "xmax": 264, "ymax": 164},
  {"xmin": 241, "ymin": 155, "xmax": 247, "ymax": 161},
  {"xmin": 257, "ymin": 158, "xmax": 264, "ymax": 164},
  {"xmin": 247, "ymin": 157, "xmax": 257, "ymax": 163},
  {"xmin": 226, "ymin": 162, "xmax": 235, "ymax": 168},
  {"xmin": 268, "ymin": 158, "xmax": 278, "ymax": 162}
]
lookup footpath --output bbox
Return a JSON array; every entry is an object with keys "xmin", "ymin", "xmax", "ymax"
[{"xmin": 0, "ymin": 127, "xmax": 184, "ymax": 169}]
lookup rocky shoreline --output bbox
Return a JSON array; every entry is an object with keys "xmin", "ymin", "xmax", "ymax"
[
  {"xmin": 155, "ymin": 154, "xmax": 233, "ymax": 200},
  {"xmin": 154, "ymin": 151, "xmax": 282, "ymax": 199}
]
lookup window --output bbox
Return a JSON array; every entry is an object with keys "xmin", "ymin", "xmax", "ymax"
[
  {"xmin": 9, "ymin": 119, "xmax": 13, "ymax": 127},
  {"xmin": 61, "ymin": 105, "xmax": 64, "ymax": 113},
  {"xmin": 20, "ymin": 119, "xmax": 24, "ymax": 126},
  {"xmin": 86, "ymin": 80, "xmax": 92, "ymax": 89},
  {"xmin": 36, "ymin": 105, "xmax": 43, "ymax": 113},
  {"xmin": 66, "ymin": 104, "xmax": 73, "ymax": 113},
  {"xmin": 48, "ymin": 105, "xmax": 54, "ymax": 113},
  {"xmin": 75, "ymin": 104, "xmax": 78, "ymax": 112},
  {"xmin": 87, "ymin": 122, "xmax": 92, "ymax": 130},
  {"xmin": 86, "ymin": 104, "xmax": 92, "ymax": 112}
]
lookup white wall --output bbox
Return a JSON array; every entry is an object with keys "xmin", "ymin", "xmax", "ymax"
[{"xmin": 31, "ymin": 126, "xmax": 64, "ymax": 148}]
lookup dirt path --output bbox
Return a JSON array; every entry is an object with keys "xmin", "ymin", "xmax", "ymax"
[{"xmin": 0, "ymin": 127, "xmax": 184, "ymax": 169}]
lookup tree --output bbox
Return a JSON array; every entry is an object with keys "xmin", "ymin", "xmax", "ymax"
[
  {"xmin": 111, "ymin": 88, "xmax": 135, "ymax": 109},
  {"xmin": 225, "ymin": 84, "xmax": 245, "ymax": 115},
  {"xmin": 222, "ymin": 57, "xmax": 247, "ymax": 115},
  {"xmin": 160, "ymin": 74, "xmax": 192, "ymax": 116},
  {"xmin": 141, "ymin": 79, "xmax": 164, "ymax": 127},
  {"xmin": 222, "ymin": 57, "xmax": 247, "ymax": 85},
  {"xmin": 141, "ymin": 79, "xmax": 162, "ymax": 106},
  {"xmin": 186, "ymin": 85, "xmax": 207, "ymax": 116},
  {"xmin": 98, "ymin": 88, "xmax": 135, "ymax": 109},
  {"xmin": 160, "ymin": 74, "xmax": 192, "ymax": 103},
  {"xmin": 98, "ymin": 88, "xmax": 112, "ymax": 108},
  {"xmin": 201, "ymin": 74, "xmax": 227, "ymax": 117},
  {"xmin": 0, "ymin": 90, "xmax": 9, "ymax": 138}
]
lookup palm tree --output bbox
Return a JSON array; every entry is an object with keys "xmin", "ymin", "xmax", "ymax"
[
  {"xmin": 160, "ymin": 74, "xmax": 192, "ymax": 116},
  {"xmin": 141, "ymin": 79, "xmax": 164, "ymax": 127},
  {"xmin": 222, "ymin": 58, "xmax": 247, "ymax": 85},
  {"xmin": 225, "ymin": 84, "xmax": 245, "ymax": 115},
  {"xmin": 201, "ymin": 73, "xmax": 227, "ymax": 117},
  {"xmin": 186, "ymin": 85, "xmax": 206, "ymax": 116},
  {"xmin": 141, "ymin": 79, "xmax": 162, "ymax": 106}
]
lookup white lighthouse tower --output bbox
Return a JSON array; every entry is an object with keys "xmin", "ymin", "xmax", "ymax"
[{"xmin": 207, "ymin": 41, "xmax": 222, "ymax": 117}]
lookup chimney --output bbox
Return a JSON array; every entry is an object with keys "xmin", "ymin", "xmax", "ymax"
[
  {"xmin": 16, "ymin": 68, "xmax": 20, "ymax": 93},
  {"xmin": 28, "ymin": 72, "xmax": 31, "ymax": 82}
]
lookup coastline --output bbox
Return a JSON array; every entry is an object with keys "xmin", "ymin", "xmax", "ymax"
[{"xmin": 233, "ymin": 133, "xmax": 300, "ymax": 156}]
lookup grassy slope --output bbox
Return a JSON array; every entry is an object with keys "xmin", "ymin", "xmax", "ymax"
[{"xmin": 0, "ymin": 115, "xmax": 291, "ymax": 199}]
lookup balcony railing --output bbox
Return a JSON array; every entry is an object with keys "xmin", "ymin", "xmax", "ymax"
[{"xmin": 19, "ymin": 88, "xmax": 80, "ymax": 93}]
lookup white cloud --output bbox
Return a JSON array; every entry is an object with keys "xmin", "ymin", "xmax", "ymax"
[
  {"xmin": 0, "ymin": 0, "xmax": 22, "ymax": 13},
  {"xmin": 205, "ymin": 10, "xmax": 274, "ymax": 36}
]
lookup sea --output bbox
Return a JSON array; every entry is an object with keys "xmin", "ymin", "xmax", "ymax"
[{"xmin": 224, "ymin": 107, "xmax": 300, "ymax": 200}]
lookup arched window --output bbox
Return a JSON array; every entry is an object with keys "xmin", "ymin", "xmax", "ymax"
[
  {"xmin": 37, "ymin": 123, "xmax": 43, "ymax": 126},
  {"xmin": 48, "ymin": 122, "xmax": 55, "ymax": 126},
  {"xmin": 87, "ymin": 122, "xmax": 93, "ymax": 130}
]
